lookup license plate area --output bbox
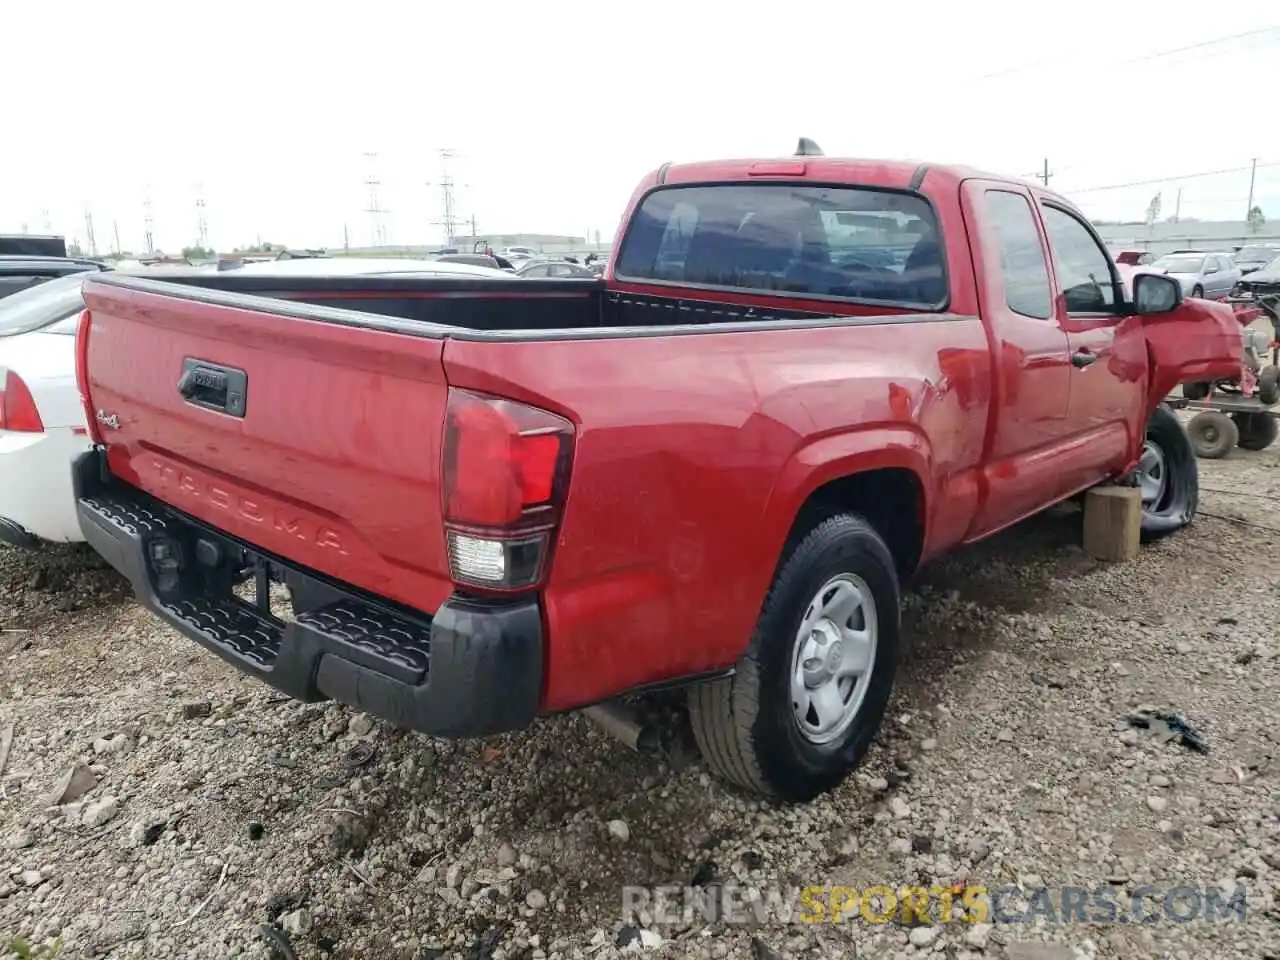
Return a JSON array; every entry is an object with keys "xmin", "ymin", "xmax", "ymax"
[{"xmin": 230, "ymin": 553, "xmax": 295, "ymax": 622}]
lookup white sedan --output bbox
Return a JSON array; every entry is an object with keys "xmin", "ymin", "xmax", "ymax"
[
  {"xmin": 0, "ymin": 274, "xmax": 94, "ymax": 546},
  {"xmin": 0, "ymin": 256, "xmax": 517, "ymax": 548}
]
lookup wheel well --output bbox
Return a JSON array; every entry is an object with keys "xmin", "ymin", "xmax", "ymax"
[{"xmin": 786, "ymin": 468, "xmax": 925, "ymax": 579}]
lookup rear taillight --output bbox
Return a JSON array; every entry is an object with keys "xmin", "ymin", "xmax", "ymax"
[
  {"xmin": 441, "ymin": 388, "xmax": 574, "ymax": 591},
  {"xmin": 0, "ymin": 370, "xmax": 45, "ymax": 433},
  {"xmin": 74, "ymin": 309, "xmax": 97, "ymax": 442}
]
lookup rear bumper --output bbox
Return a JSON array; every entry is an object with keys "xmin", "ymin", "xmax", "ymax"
[{"xmin": 72, "ymin": 451, "xmax": 543, "ymax": 738}]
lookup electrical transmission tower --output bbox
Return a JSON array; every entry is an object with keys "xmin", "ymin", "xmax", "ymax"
[
  {"xmin": 363, "ymin": 152, "xmax": 388, "ymax": 247},
  {"xmin": 40, "ymin": 209, "xmax": 52, "ymax": 233},
  {"xmin": 143, "ymin": 189, "xmax": 155, "ymax": 255},
  {"xmin": 195, "ymin": 183, "xmax": 209, "ymax": 250},
  {"xmin": 428, "ymin": 149, "xmax": 470, "ymax": 246},
  {"xmin": 84, "ymin": 206, "xmax": 98, "ymax": 257}
]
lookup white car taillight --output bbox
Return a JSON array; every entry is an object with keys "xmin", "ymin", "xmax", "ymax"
[{"xmin": 0, "ymin": 370, "xmax": 45, "ymax": 433}]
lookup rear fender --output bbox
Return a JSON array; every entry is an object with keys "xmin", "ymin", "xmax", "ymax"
[
  {"xmin": 754, "ymin": 425, "xmax": 933, "ymax": 584},
  {"xmin": 1142, "ymin": 298, "xmax": 1245, "ymax": 414}
]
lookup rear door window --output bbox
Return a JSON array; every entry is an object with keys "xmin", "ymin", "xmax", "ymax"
[
  {"xmin": 615, "ymin": 183, "xmax": 947, "ymax": 309},
  {"xmin": 984, "ymin": 190, "xmax": 1053, "ymax": 319}
]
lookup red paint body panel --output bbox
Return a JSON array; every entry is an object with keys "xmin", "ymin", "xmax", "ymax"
[{"xmin": 79, "ymin": 156, "xmax": 1245, "ymax": 716}]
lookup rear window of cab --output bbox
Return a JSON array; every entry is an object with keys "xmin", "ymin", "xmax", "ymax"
[{"xmin": 613, "ymin": 183, "xmax": 947, "ymax": 310}]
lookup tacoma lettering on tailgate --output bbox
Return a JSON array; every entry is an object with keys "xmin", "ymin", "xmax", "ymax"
[{"xmin": 148, "ymin": 457, "xmax": 347, "ymax": 554}]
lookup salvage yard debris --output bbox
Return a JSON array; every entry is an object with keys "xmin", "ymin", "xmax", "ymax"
[{"xmin": 1123, "ymin": 708, "xmax": 1211, "ymax": 754}]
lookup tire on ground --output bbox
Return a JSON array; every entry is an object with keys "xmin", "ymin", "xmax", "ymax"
[
  {"xmin": 687, "ymin": 513, "xmax": 900, "ymax": 802},
  {"xmin": 1258, "ymin": 367, "xmax": 1280, "ymax": 406},
  {"xmin": 1181, "ymin": 381, "xmax": 1211, "ymax": 401},
  {"xmin": 1233, "ymin": 411, "xmax": 1279, "ymax": 451},
  {"xmin": 1141, "ymin": 404, "xmax": 1200, "ymax": 542},
  {"xmin": 1186, "ymin": 409, "xmax": 1237, "ymax": 460}
]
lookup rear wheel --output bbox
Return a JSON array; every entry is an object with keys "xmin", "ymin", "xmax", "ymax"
[
  {"xmin": 1182, "ymin": 381, "xmax": 1212, "ymax": 401},
  {"xmin": 1191, "ymin": 285, "xmax": 1204, "ymax": 299},
  {"xmin": 1258, "ymin": 367, "xmax": 1280, "ymax": 406},
  {"xmin": 687, "ymin": 513, "xmax": 899, "ymax": 801},
  {"xmin": 1187, "ymin": 410, "xmax": 1238, "ymax": 459},
  {"xmin": 1233, "ymin": 411, "xmax": 1279, "ymax": 451},
  {"xmin": 1138, "ymin": 404, "xmax": 1199, "ymax": 541}
]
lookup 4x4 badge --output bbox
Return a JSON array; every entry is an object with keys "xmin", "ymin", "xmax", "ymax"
[{"xmin": 95, "ymin": 409, "xmax": 120, "ymax": 430}]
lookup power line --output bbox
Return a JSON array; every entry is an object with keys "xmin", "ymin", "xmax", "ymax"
[
  {"xmin": 968, "ymin": 25, "xmax": 1279, "ymax": 83},
  {"xmin": 1068, "ymin": 161, "xmax": 1280, "ymax": 195}
]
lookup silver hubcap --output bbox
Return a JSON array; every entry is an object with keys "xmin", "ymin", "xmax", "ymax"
[
  {"xmin": 1137, "ymin": 440, "xmax": 1167, "ymax": 510},
  {"xmin": 791, "ymin": 574, "xmax": 878, "ymax": 745}
]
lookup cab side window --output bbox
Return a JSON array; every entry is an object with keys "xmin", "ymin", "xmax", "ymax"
[
  {"xmin": 1040, "ymin": 205, "xmax": 1121, "ymax": 314},
  {"xmin": 986, "ymin": 190, "xmax": 1053, "ymax": 319}
]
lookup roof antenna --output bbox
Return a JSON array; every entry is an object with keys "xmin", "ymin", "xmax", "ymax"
[{"xmin": 795, "ymin": 137, "xmax": 824, "ymax": 157}]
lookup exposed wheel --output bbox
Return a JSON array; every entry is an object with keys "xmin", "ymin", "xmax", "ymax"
[
  {"xmin": 1187, "ymin": 410, "xmax": 1238, "ymax": 459},
  {"xmin": 1191, "ymin": 285, "xmax": 1204, "ymax": 299},
  {"xmin": 1182, "ymin": 381, "xmax": 1212, "ymax": 401},
  {"xmin": 1138, "ymin": 405, "xmax": 1200, "ymax": 541},
  {"xmin": 687, "ymin": 513, "xmax": 899, "ymax": 801},
  {"xmin": 1233, "ymin": 411, "xmax": 1279, "ymax": 451},
  {"xmin": 1258, "ymin": 367, "xmax": 1280, "ymax": 406}
]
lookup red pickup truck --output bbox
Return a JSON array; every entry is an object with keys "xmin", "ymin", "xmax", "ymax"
[{"xmin": 73, "ymin": 149, "xmax": 1242, "ymax": 801}]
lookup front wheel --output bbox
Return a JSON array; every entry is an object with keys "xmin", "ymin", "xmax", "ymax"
[
  {"xmin": 1138, "ymin": 405, "xmax": 1200, "ymax": 541},
  {"xmin": 1191, "ymin": 285, "xmax": 1204, "ymax": 299},
  {"xmin": 688, "ymin": 513, "xmax": 899, "ymax": 801}
]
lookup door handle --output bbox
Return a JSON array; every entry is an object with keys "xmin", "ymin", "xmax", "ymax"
[{"xmin": 1071, "ymin": 350, "xmax": 1098, "ymax": 369}]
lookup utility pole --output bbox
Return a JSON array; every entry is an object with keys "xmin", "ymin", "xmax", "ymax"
[
  {"xmin": 112, "ymin": 220, "xmax": 121, "ymax": 255},
  {"xmin": 1039, "ymin": 158, "xmax": 1051, "ymax": 187},
  {"xmin": 40, "ymin": 208, "xmax": 52, "ymax": 233},
  {"xmin": 84, "ymin": 206, "xmax": 98, "ymax": 256},
  {"xmin": 429, "ymin": 149, "xmax": 459, "ymax": 246},
  {"xmin": 1246, "ymin": 157, "xmax": 1258, "ymax": 219},
  {"xmin": 1173, "ymin": 188, "xmax": 1182, "ymax": 224},
  {"xmin": 363, "ymin": 152, "xmax": 387, "ymax": 247},
  {"xmin": 343, "ymin": 223, "xmax": 350, "ymax": 251}
]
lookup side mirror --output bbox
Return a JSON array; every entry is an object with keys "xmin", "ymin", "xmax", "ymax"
[{"xmin": 1134, "ymin": 272, "xmax": 1183, "ymax": 315}]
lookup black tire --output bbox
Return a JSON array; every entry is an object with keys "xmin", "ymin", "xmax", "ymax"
[
  {"xmin": 1140, "ymin": 405, "xmax": 1200, "ymax": 542},
  {"xmin": 1258, "ymin": 367, "xmax": 1280, "ymax": 406},
  {"xmin": 1182, "ymin": 381, "xmax": 1212, "ymax": 401},
  {"xmin": 1191, "ymin": 285, "xmax": 1204, "ymax": 299},
  {"xmin": 1187, "ymin": 410, "xmax": 1238, "ymax": 460},
  {"xmin": 687, "ymin": 513, "xmax": 899, "ymax": 802},
  {"xmin": 1233, "ymin": 412, "xmax": 1279, "ymax": 451}
]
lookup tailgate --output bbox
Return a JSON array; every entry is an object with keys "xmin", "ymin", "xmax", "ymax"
[{"xmin": 80, "ymin": 275, "xmax": 454, "ymax": 613}]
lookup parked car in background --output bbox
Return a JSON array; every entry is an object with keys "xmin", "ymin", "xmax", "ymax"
[
  {"xmin": 502, "ymin": 246, "xmax": 537, "ymax": 261},
  {"xmin": 1114, "ymin": 250, "xmax": 1155, "ymax": 266},
  {"xmin": 1149, "ymin": 251, "xmax": 1240, "ymax": 299},
  {"xmin": 0, "ymin": 255, "xmax": 107, "ymax": 300},
  {"xmin": 1234, "ymin": 244, "xmax": 1280, "ymax": 276},
  {"xmin": 516, "ymin": 258, "xmax": 598, "ymax": 278},
  {"xmin": 437, "ymin": 253, "xmax": 517, "ymax": 272},
  {"xmin": 1234, "ymin": 254, "xmax": 1280, "ymax": 299},
  {"xmin": 0, "ymin": 273, "xmax": 96, "ymax": 546}
]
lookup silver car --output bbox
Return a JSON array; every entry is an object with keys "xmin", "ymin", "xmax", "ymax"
[{"xmin": 1150, "ymin": 251, "xmax": 1241, "ymax": 300}]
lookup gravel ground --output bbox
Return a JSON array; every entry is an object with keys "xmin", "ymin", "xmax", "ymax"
[{"xmin": 2, "ymin": 442, "xmax": 1279, "ymax": 960}]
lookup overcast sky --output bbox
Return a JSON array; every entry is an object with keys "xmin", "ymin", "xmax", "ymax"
[{"xmin": 3, "ymin": 3, "xmax": 1278, "ymax": 253}]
